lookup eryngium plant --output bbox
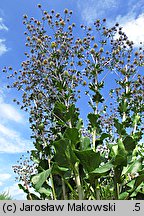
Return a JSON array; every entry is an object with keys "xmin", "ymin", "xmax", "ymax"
[{"xmin": 3, "ymin": 4, "xmax": 144, "ymax": 200}]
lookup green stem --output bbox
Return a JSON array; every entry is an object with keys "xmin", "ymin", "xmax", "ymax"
[
  {"xmin": 122, "ymin": 73, "xmax": 129, "ymax": 122},
  {"xmin": 62, "ymin": 178, "xmax": 67, "ymax": 200},
  {"xmin": 64, "ymin": 179, "xmax": 78, "ymax": 198},
  {"xmin": 114, "ymin": 170, "xmax": 119, "ymax": 200},
  {"xmin": 48, "ymin": 158, "xmax": 57, "ymax": 200},
  {"xmin": 74, "ymin": 162, "xmax": 84, "ymax": 199},
  {"xmin": 95, "ymin": 179, "xmax": 100, "ymax": 200}
]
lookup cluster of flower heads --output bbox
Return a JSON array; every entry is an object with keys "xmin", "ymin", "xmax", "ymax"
[{"xmin": 12, "ymin": 151, "xmax": 37, "ymax": 189}]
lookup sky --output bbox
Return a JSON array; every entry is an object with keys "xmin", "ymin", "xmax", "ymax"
[{"xmin": 0, "ymin": 0, "xmax": 144, "ymax": 200}]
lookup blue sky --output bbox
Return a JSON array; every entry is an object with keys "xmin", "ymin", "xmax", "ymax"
[{"xmin": 0, "ymin": 0, "xmax": 144, "ymax": 200}]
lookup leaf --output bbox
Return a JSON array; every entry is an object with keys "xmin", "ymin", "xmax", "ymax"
[
  {"xmin": 53, "ymin": 138, "xmax": 79, "ymax": 167},
  {"xmin": 80, "ymin": 137, "xmax": 90, "ymax": 150},
  {"xmin": 119, "ymin": 192, "xmax": 129, "ymax": 200},
  {"xmin": 134, "ymin": 174, "xmax": 144, "ymax": 189},
  {"xmin": 64, "ymin": 128, "xmax": 80, "ymax": 146},
  {"xmin": 91, "ymin": 162, "xmax": 113, "ymax": 174},
  {"xmin": 122, "ymin": 158, "xmax": 142, "ymax": 175},
  {"xmin": 109, "ymin": 144, "xmax": 118, "ymax": 158},
  {"xmin": 27, "ymin": 193, "xmax": 40, "ymax": 200},
  {"xmin": 53, "ymin": 139, "xmax": 70, "ymax": 167},
  {"xmin": 92, "ymin": 91, "xmax": 104, "ymax": 103},
  {"xmin": 31, "ymin": 150, "xmax": 40, "ymax": 163},
  {"xmin": 101, "ymin": 133, "xmax": 110, "ymax": 140},
  {"xmin": 38, "ymin": 187, "xmax": 51, "ymax": 197},
  {"xmin": 113, "ymin": 139, "xmax": 127, "ymax": 166},
  {"xmin": 132, "ymin": 113, "xmax": 140, "ymax": 125},
  {"xmin": 74, "ymin": 150, "xmax": 101, "ymax": 172},
  {"xmin": 114, "ymin": 119, "xmax": 126, "ymax": 135},
  {"xmin": 118, "ymin": 101, "xmax": 128, "ymax": 113},
  {"xmin": 53, "ymin": 102, "xmax": 67, "ymax": 122},
  {"xmin": 18, "ymin": 184, "xmax": 29, "ymax": 194},
  {"xmin": 52, "ymin": 163, "xmax": 69, "ymax": 176},
  {"xmin": 123, "ymin": 136, "xmax": 136, "ymax": 152},
  {"xmin": 76, "ymin": 118, "xmax": 83, "ymax": 130},
  {"xmin": 87, "ymin": 113, "xmax": 100, "ymax": 128},
  {"xmin": 114, "ymin": 165, "xmax": 123, "ymax": 183},
  {"xmin": 31, "ymin": 169, "xmax": 51, "ymax": 190},
  {"xmin": 65, "ymin": 104, "xmax": 79, "ymax": 126}
]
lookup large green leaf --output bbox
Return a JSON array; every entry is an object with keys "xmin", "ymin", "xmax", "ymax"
[
  {"xmin": 91, "ymin": 162, "xmax": 113, "ymax": 174},
  {"xmin": 123, "ymin": 136, "xmax": 136, "ymax": 152},
  {"xmin": 53, "ymin": 138, "xmax": 79, "ymax": 167},
  {"xmin": 113, "ymin": 139, "xmax": 127, "ymax": 166},
  {"xmin": 122, "ymin": 158, "xmax": 143, "ymax": 175},
  {"xmin": 74, "ymin": 150, "xmax": 101, "ymax": 172},
  {"xmin": 64, "ymin": 128, "xmax": 80, "ymax": 146},
  {"xmin": 53, "ymin": 139, "xmax": 70, "ymax": 167},
  {"xmin": 52, "ymin": 163, "xmax": 69, "ymax": 176},
  {"xmin": 80, "ymin": 137, "xmax": 90, "ymax": 150},
  {"xmin": 31, "ymin": 169, "xmax": 51, "ymax": 190}
]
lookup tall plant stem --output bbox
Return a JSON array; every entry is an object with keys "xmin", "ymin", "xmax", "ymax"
[
  {"xmin": 92, "ymin": 65, "xmax": 98, "ymax": 151},
  {"xmin": 66, "ymin": 100, "xmax": 84, "ymax": 200},
  {"xmin": 122, "ymin": 71, "xmax": 129, "ymax": 122},
  {"xmin": 95, "ymin": 179, "xmax": 100, "ymax": 200},
  {"xmin": 48, "ymin": 158, "xmax": 57, "ymax": 200},
  {"xmin": 62, "ymin": 178, "xmax": 67, "ymax": 200},
  {"xmin": 24, "ymin": 177, "xmax": 32, "ymax": 200},
  {"xmin": 74, "ymin": 162, "xmax": 84, "ymax": 199},
  {"xmin": 114, "ymin": 170, "xmax": 119, "ymax": 200}
]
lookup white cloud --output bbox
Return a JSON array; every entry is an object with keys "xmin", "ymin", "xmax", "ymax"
[
  {"xmin": 116, "ymin": 13, "xmax": 144, "ymax": 47},
  {"xmin": 0, "ymin": 91, "xmax": 32, "ymax": 153},
  {"xmin": 0, "ymin": 18, "xmax": 8, "ymax": 31},
  {"xmin": 4, "ymin": 183, "xmax": 26, "ymax": 200},
  {"xmin": 77, "ymin": 0, "xmax": 144, "ymax": 47},
  {"xmin": 0, "ymin": 173, "xmax": 11, "ymax": 181},
  {"xmin": 0, "ymin": 17, "xmax": 8, "ymax": 56},
  {"xmin": 0, "ymin": 123, "xmax": 32, "ymax": 153},
  {"xmin": 0, "ymin": 38, "xmax": 7, "ymax": 56},
  {"xmin": 77, "ymin": 0, "xmax": 119, "ymax": 24},
  {"xmin": 0, "ymin": 96, "xmax": 24, "ymax": 123},
  {"xmin": 0, "ymin": 173, "xmax": 11, "ymax": 189}
]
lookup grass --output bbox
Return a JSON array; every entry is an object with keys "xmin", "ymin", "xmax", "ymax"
[{"xmin": 0, "ymin": 192, "xmax": 12, "ymax": 200}]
